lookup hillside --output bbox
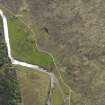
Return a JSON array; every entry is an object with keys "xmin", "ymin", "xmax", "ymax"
[{"xmin": 0, "ymin": 0, "xmax": 105, "ymax": 105}]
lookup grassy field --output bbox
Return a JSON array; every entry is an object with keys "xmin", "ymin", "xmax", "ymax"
[
  {"xmin": 51, "ymin": 85, "xmax": 64, "ymax": 105},
  {"xmin": 0, "ymin": 16, "xmax": 2, "ymax": 28},
  {"xmin": 8, "ymin": 16, "xmax": 53, "ymax": 68},
  {"xmin": 53, "ymin": 68, "xmax": 70, "ymax": 100},
  {"xmin": 16, "ymin": 66, "xmax": 50, "ymax": 105}
]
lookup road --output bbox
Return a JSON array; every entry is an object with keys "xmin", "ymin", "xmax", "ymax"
[
  {"xmin": 0, "ymin": 9, "xmax": 72, "ymax": 105},
  {"xmin": 0, "ymin": 9, "xmax": 55, "ymax": 105}
]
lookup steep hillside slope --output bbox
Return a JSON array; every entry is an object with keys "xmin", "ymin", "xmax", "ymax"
[
  {"xmin": 24, "ymin": 0, "xmax": 105, "ymax": 104},
  {"xmin": 1, "ymin": 0, "xmax": 105, "ymax": 105}
]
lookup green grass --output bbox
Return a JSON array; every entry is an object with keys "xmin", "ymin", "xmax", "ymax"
[
  {"xmin": 8, "ymin": 16, "xmax": 53, "ymax": 68},
  {"xmin": 52, "ymin": 85, "xmax": 64, "ymax": 105},
  {"xmin": 16, "ymin": 66, "xmax": 50, "ymax": 105}
]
